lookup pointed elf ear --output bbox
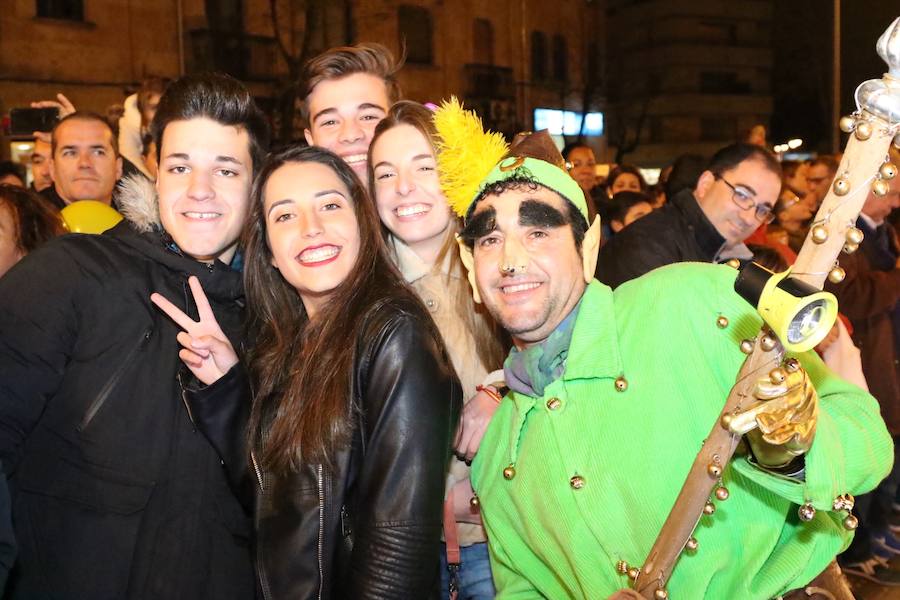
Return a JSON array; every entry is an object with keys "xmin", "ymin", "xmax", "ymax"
[
  {"xmin": 582, "ymin": 215, "xmax": 602, "ymax": 284},
  {"xmin": 456, "ymin": 235, "xmax": 481, "ymax": 304}
]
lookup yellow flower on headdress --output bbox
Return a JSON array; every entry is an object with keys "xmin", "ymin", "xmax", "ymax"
[{"xmin": 433, "ymin": 97, "xmax": 509, "ymax": 217}]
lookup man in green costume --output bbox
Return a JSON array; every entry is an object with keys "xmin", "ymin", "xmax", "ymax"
[{"xmin": 451, "ymin": 130, "xmax": 893, "ymax": 599}]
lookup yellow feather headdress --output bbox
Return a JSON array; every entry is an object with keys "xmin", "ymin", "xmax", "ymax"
[{"xmin": 433, "ymin": 97, "xmax": 509, "ymax": 217}]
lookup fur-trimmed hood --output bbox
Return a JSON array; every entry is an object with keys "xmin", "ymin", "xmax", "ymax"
[{"xmin": 115, "ymin": 174, "xmax": 160, "ymax": 233}]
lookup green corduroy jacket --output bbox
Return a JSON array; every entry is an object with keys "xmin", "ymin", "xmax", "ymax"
[{"xmin": 471, "ymin": 263, "xmax": 893, "ymax": 600}]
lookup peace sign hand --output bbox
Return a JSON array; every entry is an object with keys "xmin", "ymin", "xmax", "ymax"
[{"xmin": 151, "ymin": 275, "xmax": 239, "ymax": 385}]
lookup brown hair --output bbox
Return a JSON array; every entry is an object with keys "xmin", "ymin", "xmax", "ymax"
[
  {"xmin": 51, "ymin": 112, "xmax": 119, "ymax": 157},
  {"xmin": 301, "ymin": 43, "xmax": 403, "ymax": 122},
  {"xmin": 606, "ymin": 164, "xmax": 648, "ymax": 197},
  {"xmin": 0, "ymin": 184, "xmax": 64, "ymax": 254},
  {"xmin": 244, "ymin": 144, "xmax": 420, "ymax": 474},
  {"xmin": 137, "ymin": 77, "xmax": 170, "ymax": 113},
  {"xmin": 368, "ymin": 101, "xmax": 507, "ymax": 371},
  {"xmin": 151, "ymin": 72, "xmax": 270, "ymax": 173},
  {"xmin": 809, "ymin": 154, "xmax": 839, "ymax": 175}
]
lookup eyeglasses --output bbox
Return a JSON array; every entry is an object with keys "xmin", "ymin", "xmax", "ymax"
[{"xmin": 715, "ymin": 175, "xmax": 775, "ymax": 223}]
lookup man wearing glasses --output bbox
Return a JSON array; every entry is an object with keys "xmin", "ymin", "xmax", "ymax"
[{"xmin": 597, "ymin": 143, "xmax": 782, "ymax": 289}]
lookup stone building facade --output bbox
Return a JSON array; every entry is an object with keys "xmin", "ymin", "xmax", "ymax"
[
  {"xmin": 1, "ymin": 0, "xmax": 605, "ymax": 154},
  {"xmin": 604, "ymin": 0, "xmax": 774, "ymax": 166}
]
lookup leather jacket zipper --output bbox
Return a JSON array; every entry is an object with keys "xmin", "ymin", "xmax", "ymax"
[
  {"xmin": 252, "ymin": 451, "xmax": 273, "ymax": 600},
  {"xmin": 77, "ymin": 327, "xmax": 153, "ymax": 431},
  {"xmin": 317, "ymin": 464, "xmax": 325, "ymax": 600}
]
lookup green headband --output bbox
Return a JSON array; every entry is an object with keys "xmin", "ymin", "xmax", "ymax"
[{"xmin": 472, "ymin": 156, "xmax": 588, "ymax": 220}]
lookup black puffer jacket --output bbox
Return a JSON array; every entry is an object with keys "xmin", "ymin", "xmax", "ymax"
[
  {"xmin": 596, "ymin": 188, "xmax": 727, "ymax": 289},
  {"xmin": 189, "ymin": 296, "xmax": 462, "ymax": 600},
  {"xmin": 0, "ymin": 177, "xmax": 254, "ymax": 599}
]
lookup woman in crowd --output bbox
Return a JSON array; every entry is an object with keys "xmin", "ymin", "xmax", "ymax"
[
  {"xmin": 368, "ymin": 101, "xmax": 507, "ymax": 600},
  {"xmin": 151, "ymin": 145, "xmax": 461, "ymax": 599},
  {"xmin": 0, "ymin": 184, "xmax": 63, "ymax": 279},
  {"xmin": 605, "ymin": 163, "xmax": 648, "ymax": 197},
  {"xmin": 772, "ymin": 185, "xmax": 813, "ymax": 253}
]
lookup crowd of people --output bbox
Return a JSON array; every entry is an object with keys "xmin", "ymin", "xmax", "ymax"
[{"xmin": 0, "ymin": 41, "xmax": 897, "ymax": 600}]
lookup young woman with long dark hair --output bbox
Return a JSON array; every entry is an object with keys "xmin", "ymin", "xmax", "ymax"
[
  {"xmin": 151, "ymin": 145, "xmax": 461, "ymax": 599},
  {"xmin": 368, "ymin": 101, "xmax": 506, "ymax": 599}
]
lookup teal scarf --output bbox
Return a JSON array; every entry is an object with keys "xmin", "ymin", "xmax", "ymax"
[{"xmin": 504, "ymin": 301, "xmax": 581, "ymax": 396}]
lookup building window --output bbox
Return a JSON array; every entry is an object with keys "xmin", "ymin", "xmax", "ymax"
[
  {"xmin": 531, "ymin": 31, "xmax": 547, "ymax": 81},
  {"xmin": 552, "ymin": 35, "xmax": 567, "ymax": 82},
  {"xmin": 36, "ymin": 0, "xmax": 84, "ymax": 21},
  {"xmin": 699, "ymin": 71, "xmax": 750, "ymax": 94},
  {"xmin": 700, "ymin": 117, "xmax": 737, "ymax": 141},
  {"xmin": 398, "ymin": 5, "xmax": 433, "ymax": 65},
  {"xmin": 473, "ymin": 18, "xmax": 494, "ymax": 65}
]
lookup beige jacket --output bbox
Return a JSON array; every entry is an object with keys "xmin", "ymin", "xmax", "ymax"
[{"xmin": 391, "ymin": 236, "xmax": 490, "ymax": 546}]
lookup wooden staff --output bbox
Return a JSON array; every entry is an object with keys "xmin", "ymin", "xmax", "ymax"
[{"xmin": 631, "ymin": 17, "xmax": 900, "ymax": 600}]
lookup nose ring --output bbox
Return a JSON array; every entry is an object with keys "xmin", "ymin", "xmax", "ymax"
[{"xmin": 501, "ymin": 263, "xmax": 526, "ymax": 275}]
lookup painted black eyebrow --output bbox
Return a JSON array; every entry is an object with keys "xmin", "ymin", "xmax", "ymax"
[
  {"xmin": 461, "ymin": 206, "xmax": 497, "ymax": 245},
  {"xmin": 519, "ymin": 199, "xmax": 568, "ymax": 228}
]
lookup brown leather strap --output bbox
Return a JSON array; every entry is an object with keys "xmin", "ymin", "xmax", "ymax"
[
  {"xmin": 444, "ymin": 494, "xmax": 461, "ymax": 565},
  {"xmin": 444, "ymin": 495, "xmax": 461, "ymax": 600}
]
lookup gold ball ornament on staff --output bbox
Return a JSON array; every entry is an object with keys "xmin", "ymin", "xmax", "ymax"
[
  {"xmin": 833, "ymin": 177, "xmax": 851, "ymax": 196},
  {"xmin": 769, "ymin": 367, "xmax": 787, "ymax": 384},
  {"xmin": 845, "ymin": 227, "xmax": 864, "ymax": 245},
  {"xmin": 881, "ymin": 162, "xmax": 898, "ymax": 180},
  {"xmin": 872, "ymin": 178, "xmax": 889, "ymax": 197},
  {"xmin": 843, "ymin": 242, "xmax": 859, "ymax": 255},
  {"xmin": 828, "ymin": 266, "xmax": 846, "ymax": 284},
  {"xmin": 854, "ymin": 121, "xmax": 873, "ymax": 141},
  {"xmin": 811, "ymin": 224, "xmax": 829, "ymax": 244},
  {"xmin": 839, "ymin": 115, "xmax": 856, "ymax": 133}
]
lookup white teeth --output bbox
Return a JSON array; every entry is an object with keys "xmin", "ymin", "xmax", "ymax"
[
  {"xmin": 396, "ymin": 204, "xmax": 430, "ymax": 217},
  {"xmin": 183, "ymin": 212, "xmax": 220, "ymax": 220},
  {"xmin": 299, "ymin": 246, "xmax": 339, "ymax": 263},
  {"xmin": 502, "ymin": 282, "xmax": 541, "ymax": 294},
  {"xmin": 343, "ymin": 154, "xmax": 366, "ymax": 164}
]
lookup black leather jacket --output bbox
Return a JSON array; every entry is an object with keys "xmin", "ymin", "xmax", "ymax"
[
  {"xmin": 189, "ymin": 296, "xmax": 462, "ymax": 600},
  {"xmin": 596, "ymin": 188, "xmax": 727, "ymax": 289}
]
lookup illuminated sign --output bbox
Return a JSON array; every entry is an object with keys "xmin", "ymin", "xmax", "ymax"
[{"xmin": 534, "ymin": 109, "xmax": 604, "ymax": 136}]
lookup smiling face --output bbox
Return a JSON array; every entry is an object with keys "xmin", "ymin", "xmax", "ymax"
[
  {"xmin": 371, "ymin": 124, "xmax": 452, "ymax": 263},
  {"xmin": 466, "ymin": 186, "xmax": 588, "ymax": 347},
  {"xmin": 156, "ymin": 118, "xmax": 253, "ymax": 264},
  {"xmin": 303, "ymin": 73, "xmax": 390, "ymax": 183},
  {"xmin": 264, "ymin": 161, "xmax": 360, "ymax": 317},
  {"xmin": 50, "ymin": 118, "xmax": 122, "ymax": 205},
  {"xmin": 694, "ymin": 159, "xmax": 781, "ymax": 246}
]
